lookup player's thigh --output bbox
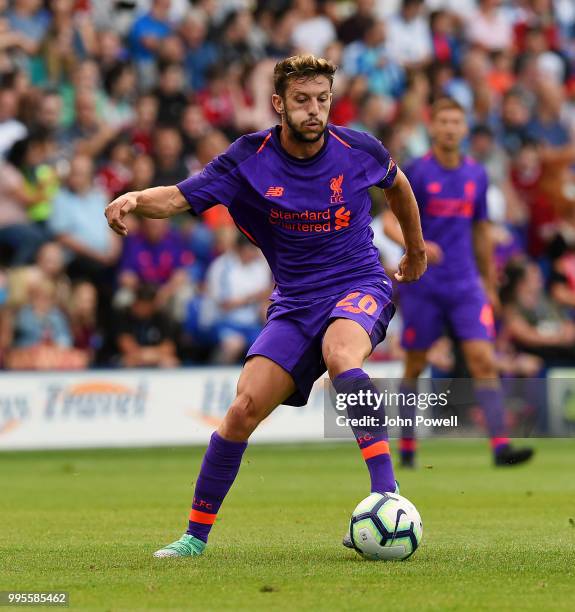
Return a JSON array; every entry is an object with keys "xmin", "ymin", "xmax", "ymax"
[
  {"xmin": 447, "ymin": 287, "xmax": 495, "ymax": 346},
  {"xmin": 461, "ymin": 339, "xmax": 498, "ymax": 380},
  {"xmin": 400, "ymin": 289, "xmax": 444, "ymax": 351},
  {"xmin": 322, "ymin": 318, "xmax": 372, "ymax": 379},
  {"xmin": 218, "ymin": 355, "xmax": 296, "ymax": 440},
  {"xmin": 403, "ymin": 349, "xmax": 429, "ymax": 380}
]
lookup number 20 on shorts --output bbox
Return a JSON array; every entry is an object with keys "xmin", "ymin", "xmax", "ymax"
[{"xmin": 336, "ymin": 292, "xmax": 378, "ymax": 315}]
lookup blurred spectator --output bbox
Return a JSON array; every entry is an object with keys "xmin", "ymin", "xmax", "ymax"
[
  {"xmin": 218, "ymin": 9, "xmax": 264, "ymax": 67},
  {"xmin": 152, "ymin": 126, "xmax": 188, "ymax": 185},
  {"xmin": 466, "ymin": 0, "xmax": 513, "ymax": 52},
  {"xmin": 528, "ymin": 81, "xmax": 570, "ymax": 147},
  {"xmin": 469, "ymin": 124, "xmax": 527, "ymax": 226},
  {"xmin": 102, "ymin": 61, "xmax": 137, "ymax": 129},
  {"xmin": 35, "ymin": 241, "xmax": 71, "ymax": 307},
  {"xmin": 115, "ymin": 217, "xmax": 194, "ymax": 319},
  {"xmin": 128, "ymin": 0, "xmax": 173, "ymax": 88},
  {"xmin": 96, "ymin": 137, "xmax": 134, "ymax": 199},
  {"xmin": 385, "ymin": 0, "xmax": 432, "ymax": 69},
  {"xmin": 350, "ymin": 92, "xmax": 393, "ymax": 137},
  {"xmin": 511, "ymin": 138, "xmax": 575, "ymax": 256},
  {"xmin": 342, "ymin": 18, "xmax": 404, "ymax": 99},
  {"xmin": 41, "ymin": 0, "xmax": 95, "ymax": 85},
  {"xmin": 116, "ymin": 283, "xmax": 180, "ymax": 367},
  {"xmin": 153, "ymin": 62, "xmax": 188, "ymax": 126},
  {"xmin": 64, "ymin": 90, "xmax": 117, "ymax": 158},
  {"xmin": 0, "ymin": 87, "xmax": 27, "ymax": 157},
  {"xmin": 180, "ymin": 10, "xmax": 219, "ymax": 91},
  {"xmin": 429, "ymin": 9, "xmax": 460, "ymax": 66},
  {"xmin": 130, "ymin": 93, "xmax": 158, "ymax": 155},
  {"xmin": 5, "ymin": 130, "xmax": 58, "ymax": 228},
  {"xmin": 68, "ymin": 280, "xmax": 100, "ymax": 360},
  {"xmin": 2, "ymin": 273, "xmax": 88, "ymax": 370},
  {"xmin": 548, "ymin": 240, "xmax": 575, "ymax": 312},
  {"xmin": 291, "ymin": 0, "xmax": 337, "ymax": 57},
  {"xmin": 48, "ymin": 154, "xmax": 120, "ymax": 279},
  {"xmin": 497, "ymin": 90, "xmax": 532, "ymax": 156},
  {"xmin": 202, "ymin": 234, "xmax": 272, "ymax": 364},
  {"xmin": 181, "ymin": 103, "xmax": 211, "ymax": 158},
  {"xmin": 500, "ymin": 259, "xmax": 575, "ymax": 366},
  {"xmin": 338, "ymin": 0, "xmax": 376, "ymax": 46},
  {"xmin": 0, "ymin": 146, "xmax": 47, "ymax": 265}
]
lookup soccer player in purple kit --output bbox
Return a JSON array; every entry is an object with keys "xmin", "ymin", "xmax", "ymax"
[
  {"xmin": 105, "ymin": 55, "xmax": 427, "ymax": 558},
  {"xmin": 385, "ymin": 97, "xmax": 534, "ymax": 468}
]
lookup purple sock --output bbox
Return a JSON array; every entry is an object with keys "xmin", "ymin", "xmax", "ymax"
[
  {"xmin": 474, "ymin": 385, "xmax": 510, "ymax": 454},
  {"xmin": 399, "ymin": 380, "xmax": 417, "ymax": 461},
  {"xmin": 186, "ymin": 431, "xmax": 247, "ymax": 543},
  {"xmin": 333, "ymin": 368, "xmax": 396, "ymax": 493}
]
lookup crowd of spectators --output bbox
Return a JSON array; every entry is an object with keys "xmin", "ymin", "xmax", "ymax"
[{"xmin": 0, "ymin": 0, "xmax": 575, "ymax": 373}]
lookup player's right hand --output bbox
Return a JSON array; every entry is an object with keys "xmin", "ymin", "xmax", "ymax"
[
  {"xmin": 424, "ymin": 241, "xmax": 443, "ymax": 264},
  {"xmin": 105, "ymin": 191, "xmax": 139, "ymax": 236},
  {"xmin": 394, "ymin": 250, "xmax": 427, "ymax": 283}
]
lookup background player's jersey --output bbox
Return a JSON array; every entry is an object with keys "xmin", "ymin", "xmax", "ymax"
[
  {"xmin": 177, "ymin": 125, "xmax": 397, "ymax": 298},
  {"xmin": 403, "ymin": 153, "xmax": 488, "ymax": 289}
]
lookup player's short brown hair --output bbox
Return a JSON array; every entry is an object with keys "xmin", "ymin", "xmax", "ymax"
[
  {"xmin": 273, "ymin": 54, "xmax": 337, "ymax": 97},
  {"xmin": 431, "ymin": 97, "xmax": 466, "ymax": 118}
]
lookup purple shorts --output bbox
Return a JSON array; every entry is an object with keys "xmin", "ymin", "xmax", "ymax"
[
  {"xmin": 246, "ymin": 280, "xmax": 395, "ymax": 406},
  {"xmin": 399, "ymin": 279, "xmax": 494, "ymax": 351}
]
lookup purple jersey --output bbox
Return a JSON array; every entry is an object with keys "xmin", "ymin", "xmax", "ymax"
[
  {"xmin": 404, "ymin": 152, "xmax": 488, "ymax": 288},
  {"xmin": 177, "ymin": 125, "xmax": 397, "ymax": 298}
]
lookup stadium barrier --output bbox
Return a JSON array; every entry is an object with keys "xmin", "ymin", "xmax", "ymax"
[{"xmin": 1, "ymin": 364, "xmax": 573, "ymax": 450}]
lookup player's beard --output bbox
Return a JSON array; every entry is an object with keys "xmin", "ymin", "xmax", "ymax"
[{"xmin": 284, "ymin": 110, "xmax": 325, "ymax": 143}]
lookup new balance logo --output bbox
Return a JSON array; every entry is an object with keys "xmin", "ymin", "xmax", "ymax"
[
  {"xmin": 335, "ymin": 206, "xmax": 351, "ymax": 230},
  {"xmin": 265, "ymin": 186, "xmax": 284, "ymax": 197}
]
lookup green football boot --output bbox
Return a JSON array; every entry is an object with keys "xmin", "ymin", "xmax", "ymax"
[{"xmin": 153, "ymin": 534, "xmax": 206, "ymax": 558}]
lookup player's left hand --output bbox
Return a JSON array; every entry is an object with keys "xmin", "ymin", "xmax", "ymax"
[{"xmin": 394, "ymin": 250, "xmax": 427, "ymax": 283}]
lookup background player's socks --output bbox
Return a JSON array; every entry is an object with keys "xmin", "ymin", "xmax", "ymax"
[
  {"xmin": 399, "ymin": 380, "xmax": 417, "ymax": 467},
  {"xmin": 333, "ymin": 368, "xmax": 396, "ymax": 493},
  {"xmin": 399, "ymin": 438, "xmax": 417, "ymax": 468},
  {"xmin": 186, "ymin": 431, "xmax": 247, "ymax": 543},
  {"xmin": 474, "ymin": 384, "xmax": 510, "ymax": 455}
]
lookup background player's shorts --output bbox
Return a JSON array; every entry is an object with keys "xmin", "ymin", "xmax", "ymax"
[
  {"xmin": 399, "ymin": 279, "xmax": 494, "ymax": 351},
  {"xmin": 246, "ymin": 280, "xmax": 395, "ymax": 406}
]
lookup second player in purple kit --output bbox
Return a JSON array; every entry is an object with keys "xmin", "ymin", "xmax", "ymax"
[
  {"xmin": 105, "ymin": 54, "xmax": 427, "ymax": 558},
  {"xmin": 385, "ymin": 97, "xmax": 534, "ymax": 469},
  {"xmin": 400, "ymin": 150, "xmax": 493, "ymax": 351}
]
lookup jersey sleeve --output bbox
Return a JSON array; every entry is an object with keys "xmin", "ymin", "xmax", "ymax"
[
  {"xmin": 473, "ymin": 166, "xmax": 489, "ymax": 222},
  {"xmin": 176, "ymin": 141, "xmax": 244, "ymax": 215},
  {"xmin": 357, "ymin": 132, "xmax": 398, "ymax": 189}
]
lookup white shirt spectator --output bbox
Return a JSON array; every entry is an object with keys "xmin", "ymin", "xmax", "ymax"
[
  {"xmin": 203, "ymin": 250, "xmax": 271, "ymax": 327},
  {"xmin": 291, "ymin": 16, "xmax": 337, "ymax": 56},
  {"xmin": 0, "ymin": 119, "xmax": 27, "ymax": 159},
  {"xmin": 386, "ymin": 13, "xmax": 432, "ymax": 66},
  {"xmin": 466, "ymin": 7, "xmax": 513, "ymax": 51}
]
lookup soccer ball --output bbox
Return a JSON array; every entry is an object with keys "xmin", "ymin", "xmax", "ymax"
[{"xmin": 349, "ymin": 492, "xmax": 423, "ymax": 561}]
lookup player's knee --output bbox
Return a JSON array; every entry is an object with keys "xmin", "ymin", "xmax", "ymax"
[
  {"xmin": 404, "ymin": 353, "xmax": 427, "ymax": 379},
  {"xmin": 226, "ymin": 392, "xmax": 262, "ymax": 435},
  {"xmin": 468, "ymin": 354, "xmax": 497, "ymax": 379},
  {"xmin": 323, "ymin": 342, "xmax": 356, "ymax": 378}
]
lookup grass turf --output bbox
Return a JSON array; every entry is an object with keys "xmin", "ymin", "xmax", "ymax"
[{"xmin": 1, "ymin": 439, "xmax": 574, "ymax": 611}]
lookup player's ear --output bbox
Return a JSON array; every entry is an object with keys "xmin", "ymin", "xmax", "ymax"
[{"xmin": 271, "ymin": 93, "xmax": 284, "ymax": 115}]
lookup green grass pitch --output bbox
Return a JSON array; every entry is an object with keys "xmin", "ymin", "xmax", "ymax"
[{"xmin": 1, "ymin": 439, "xmax": 574, "ymax": 611}]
